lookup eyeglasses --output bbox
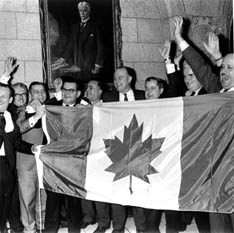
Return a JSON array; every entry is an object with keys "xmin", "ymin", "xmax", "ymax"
[
  {"xmin": 15, "ymin": 93, "xmax": 27, "ymax": 97},
  {"xmin": 62, "ymin": 88, "xmax": 77, "ymax": 94}
]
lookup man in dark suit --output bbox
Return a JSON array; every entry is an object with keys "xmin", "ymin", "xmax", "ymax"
[
  {"xmin": 63, "ymin": 1, "xmax": 104, "ymax": 83},
  {"xmin": 0, "ymin": 83, "xmax": 34, "ymax": 233},
  {"xmin": 44, "ymin": 77, "xmax": 89, "ymax": 233},
  {"xmin": 170, "ymin": 60, "xmax": 210, "ymax": 233},
  {"xmin": 103, "ymin": 66, "xmax": 146, "ymax": 233},
  {"xmin": 181, "ymin": 60, "xmax": 207, "ymax": 97},
  {"xmin": 103, "ymin": 67, "xmax": 145, "ymax": 103},
  {"xmin": 7, "ymin": 82, "xmax": 28, "ymax": 233},
  {"xmin": 173, "ymin": 16, "xmax": 234, "ymax": 95},
  {"xmin": 173, "ymin": 16, "xmax": 234, "ymax": 233}
]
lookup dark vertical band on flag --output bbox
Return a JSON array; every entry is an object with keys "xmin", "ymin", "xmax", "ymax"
[
  {"xmin": 39, "ymin": 105, "xmax": 93, "ymax": 199},
  {"xmin": 179, "ymin": 93, "xmax": 234, "ymax": 213}
]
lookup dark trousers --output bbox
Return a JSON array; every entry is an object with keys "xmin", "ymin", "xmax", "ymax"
[
  {"xmin": 8, "ymin": 171, "xmax": 23, "ymax": 232},
  {"xmin": 194, "ymin": 212, "xmax": 210, "ymax": 233},
  {"xmin": 209, "ymin": 213, "xmax": 234, "ymax": 233},
  {"xmin": 165, "ymin": 210, "xmax": 180, "ymax": 233},
  {"xmin": 82, "ymin": 200, "xmax": 110, "ymax": 228},
  {"xmin": 44, "ymin": 190, "xmax": 82, "ymax": 233},
  {"xmin": 0, "ymin": 158, "xmax": 14, "ymax": 232},
  {"xmin": 81, "ymin": 200, "xmax": 96, "ymax": 223},
  {"xmin": 180, "ymin": 211, "xmax": 210, "ymax": 233},
  {"xmin": 144, "ymin": 209, "xmax": 162, "ymax": 233},
  {"xmin": 112, "ymin": 204, "xmax": 146, "ymax": 232}
]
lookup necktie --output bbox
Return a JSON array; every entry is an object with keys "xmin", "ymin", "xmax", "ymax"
[
  {"xmin": 124, "ymin": 93, "xmax": 128, "ymax": 101},
  {"xmin": 0, "ymin": 112, "xmax": 6, "ymax": 130},
  {"xmin": 0, "ymin": 112, "xmax": 5, "ymax": 148},
  {"xmin": 80, "ymin": 22, "xmax": 85, "ymax": 31}
]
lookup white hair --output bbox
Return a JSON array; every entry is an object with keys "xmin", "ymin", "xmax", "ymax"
[{"xmin": 78, "ymin": 1, "xmax": 91, "ymax": 11}]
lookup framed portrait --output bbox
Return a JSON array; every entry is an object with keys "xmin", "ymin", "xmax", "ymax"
[{"xmin": 39, "ymin": 0, "xmax": 122, "ymax": 90}]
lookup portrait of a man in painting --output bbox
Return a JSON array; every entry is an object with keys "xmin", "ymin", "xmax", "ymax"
[{"xmin": 41, "ymin": 0, "xmax": 119, "ymax": 88}]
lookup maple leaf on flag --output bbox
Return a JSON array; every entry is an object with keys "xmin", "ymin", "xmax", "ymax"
[{"xmin": 103, "ymin": 114, "xmax": 165, "ymax": 193}]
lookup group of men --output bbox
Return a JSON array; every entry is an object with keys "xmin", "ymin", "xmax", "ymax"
[{"xmin": 0, "ymin": 14, "xmax": 234, "ymax": 233}]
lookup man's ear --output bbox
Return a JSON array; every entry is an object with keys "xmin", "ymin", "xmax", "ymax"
[
  {"xmin": 9, "ymin": 96, "xmax": 13, "ymax": 104},
  {"xmin": 28, "ymin": 93, "xmax": 32, "ymax": 102},
  {"xmin": 128, "ymin": 75, "xmax": 132, "ymax": 84},
  {"xmin": 77, "ymin": 90, "xmax": 81, "ymax": 98},
  {"xmin": 160, "ymin": 88, "xmax": 164, "ymax": 95}
]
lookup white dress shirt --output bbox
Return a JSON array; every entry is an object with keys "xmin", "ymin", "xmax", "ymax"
[{"xmin": 119, "ymin": 89, "xmax": 135, "ymax": 102}]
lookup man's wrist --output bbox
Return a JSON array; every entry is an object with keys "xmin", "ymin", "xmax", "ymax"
[
  {"xmin": 214, "ymin": 54, "xmax": 222, "ymax": 61},
  {"xmin": 164, "ymin": 57, "xmax": 171, "ymax": 64},
  {"xmin": 178, "ymin": 40, "xmax": 189, "ymax": 52}
]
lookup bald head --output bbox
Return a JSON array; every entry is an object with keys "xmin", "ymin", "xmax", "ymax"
[{"xmin": 220, "ymin": 53, "xmax": 234, "ymax": 89}]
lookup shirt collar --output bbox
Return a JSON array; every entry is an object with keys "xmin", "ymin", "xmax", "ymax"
[
  {"xmin": 2, "ymin": 110, "xmax": 14, "ymax": 132},
  {"xmin": 81, "ymin": 18, "xmax": 90, "ymax": 24},
  {"xmin": 220, "ymin": 86, "xmax": 234, "ymax": 93},
  {"xmin": 119, "ymin": 89, "xmax": 135, "ymax": 102},
  {"xmin": 194, "ymin": 87, "xmax": 202, "ymax": 96}
]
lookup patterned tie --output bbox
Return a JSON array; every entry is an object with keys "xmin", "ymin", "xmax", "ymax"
[
  {"xmin": 124, "ymin": 93, "xmax": 128, "ymax": 101},
  {"xmin": 0, "ymin": 112, "xmax": 6, "ymax": 130}
]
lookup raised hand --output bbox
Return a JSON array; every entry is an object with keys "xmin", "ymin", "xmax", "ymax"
[
  {"xmin": 172, "ymin": 16, "xmax": 184, "ymax": 44},
  {"xmin": 159, "ymin": 40, "xmax": 171, "ymax": 60},
  {"xmin": 3, "ymin": 56, "xmax": 19, "ymax": 76},
  {"xmin": 203, "ymin": 32, "xmax": 222, "ymax": 60},
  {"xmin": 53, "ymin": 77, "xmax": 63, "ymax": 93},
  {"xmin": 28, "ymin": 99, "xmax": 42, "ymax": 112}
]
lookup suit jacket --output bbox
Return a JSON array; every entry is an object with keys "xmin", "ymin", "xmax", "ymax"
[
  {"xmin": 162, "ymin": 71, "xmax": 185, "ymax": 98},
  {"xmin": 182, "ymin": 46, "xmax": 222, "ymax": 93},
  {"xmin": 0, "ymin": 113, "xmax": 33, "ymax": 171},
  {"xmin": 64, "ymin": 20, "xmax": 104, "ymax": 72},
  {"xmin": 197, "ymin": 87, "xmax": 207, "ymax": 95},
  {"xmin": 102, "ymin": 89, "xmax": 145, "ymax": 102}
]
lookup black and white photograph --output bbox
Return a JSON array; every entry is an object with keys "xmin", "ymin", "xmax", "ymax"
[{"xmin": 0, "ymin": 0, "xmax": 233, "ymax": 233}]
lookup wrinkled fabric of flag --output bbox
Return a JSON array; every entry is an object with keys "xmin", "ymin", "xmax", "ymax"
[{"xmin": 37, "ymin": 93, "xmax": 234, "ymax": 213}]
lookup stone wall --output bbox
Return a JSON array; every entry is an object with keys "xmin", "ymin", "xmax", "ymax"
[
  {"xmin": 0, "ymin": 0, "xmax": 43, "ymax": 85},
  {"xmin": 120, "ymin": 0, "xmax": 166, "ymax": 90}
]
